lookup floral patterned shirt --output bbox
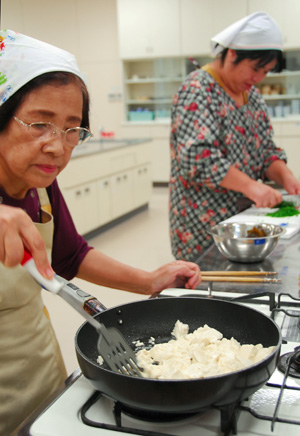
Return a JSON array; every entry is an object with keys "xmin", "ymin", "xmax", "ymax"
[{"xmin": 169, "ymin": 65, "xmax": 287, "ymax": 262}]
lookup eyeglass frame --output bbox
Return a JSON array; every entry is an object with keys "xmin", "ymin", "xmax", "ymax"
[{"xmin": 13, "ymin": 116, "xmax": 93, "ymax": 147}]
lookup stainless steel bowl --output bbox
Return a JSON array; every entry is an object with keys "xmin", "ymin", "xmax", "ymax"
[{"xmin": 209, "ymin": 222, "xmax": 286, "ymax": 263}]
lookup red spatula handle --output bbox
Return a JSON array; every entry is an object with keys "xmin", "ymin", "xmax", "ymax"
[{"xmin": 21, "ymin": 249, "xmax": 63, "ymax": 294}]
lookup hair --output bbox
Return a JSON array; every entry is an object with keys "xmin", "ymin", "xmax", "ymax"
[
  {"xmin": 0, "ymin": 72, "xmax": 90, "ymax": 133},
  {"xmin": 219, "ymin": 48, "xmax": 284, "ymax": 72}
]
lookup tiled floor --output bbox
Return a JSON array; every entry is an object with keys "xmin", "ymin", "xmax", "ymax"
[{"xmin": 42, "ymin": 186, "xmax": 173, "ymax": 374}]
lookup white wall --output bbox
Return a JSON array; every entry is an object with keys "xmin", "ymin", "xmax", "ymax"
[{"xmin": 1, "ymin": 0, "xmax": 124, "ymax": 138}]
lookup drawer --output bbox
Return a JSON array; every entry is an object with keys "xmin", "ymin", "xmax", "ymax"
[{"xmin": 280, "ymin": 121, "xmax": 300, "ymax": 137}]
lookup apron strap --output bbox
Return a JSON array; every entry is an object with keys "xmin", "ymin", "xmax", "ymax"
[{"xmin": 37, "ymin": 188, "xmax": 53, "ymax": 224}]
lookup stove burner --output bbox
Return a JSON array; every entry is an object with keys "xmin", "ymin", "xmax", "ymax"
[
  {"xmin": 278, "ymin": 349, "xmax": 300, "ymax": 378},
  {"xmin": 115, "ymin": 402, "xmax": 200, "ymax": 423}
]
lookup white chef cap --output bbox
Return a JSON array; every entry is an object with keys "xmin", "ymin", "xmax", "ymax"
[
  {"xmin": 0, "ymin": 29, "xmax": 85, "ymax": 106},
  {"xmin": 211, "ymin": 11, "xmax": 283, "ymax": 57}
]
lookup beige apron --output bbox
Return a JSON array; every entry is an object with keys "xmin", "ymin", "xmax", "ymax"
[{"xmin": 0, "ymin": 189, "xmax": 67, "ymax": 436}]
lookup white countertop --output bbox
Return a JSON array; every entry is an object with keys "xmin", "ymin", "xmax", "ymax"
[{"xmin": 71, "ymin": 138, "xmax": 151, "ymax": 159}]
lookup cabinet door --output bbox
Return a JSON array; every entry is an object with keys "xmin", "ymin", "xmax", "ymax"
[
  {"xmin": 281, "ymin": 138, "xmax": 300, "ymax": 179},
  {"xmin": 151, "ymin": 138, "xmax": 171, "ymax": 183},
  {"xmin": 181, "ymin": 0, "xmax": 247, "ymax": 56},
  {"xmin": 117, "ymin": 0, "xmax": 180, "ymax": 58},
  {"xmin": 247, "ymin": 0, "xmax": 284, "ymax": 30},
  {"xmin": 247, "ymin": 0, "xmax": 300, "ymax": 48},
  {"xmin": 133, "ymin": 165, "xmax": 152, "ymax": 207},
  {"xmin": 97, "ymin": 178, "xmax": 112, "ymax": 226},
  {"xmin": 63, "ymin": 182, "xmax": 99, "ymax": 235},
  {"xmin": 111, "ymin": 171, "xmax": 134, "ymax": 219},
  {"xmin": 282, "ymin": 0, "xmax": 300, "ymax": 49}
]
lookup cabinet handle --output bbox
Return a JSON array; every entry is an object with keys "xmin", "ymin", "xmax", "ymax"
[
  {"xmin": 75, "ymin": 190, "xmax": 81, "ymax": 197},
  {"xmin": 123, "ymin": 174, "xmax": 127, "ymax": 180},
  {"xmin": 84, "ymin": 187, "xmax": 90, "ymax": 194},
  {"xmin": 104, "ymin": 181, "xmax": 109, "ymax": 187},
  {"xmin": 117, "ymin": 176, "xmax": 121, "ymax": 182}
]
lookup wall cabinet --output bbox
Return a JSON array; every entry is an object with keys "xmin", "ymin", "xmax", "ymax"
[
  {"xmin": 248, "ymin": 0, "xmax": 300, "ymax": 50},
  {"xmin": 181, "ymin": 0, "xmax": 248, "ymax": 56},
  {"xmin": 58, "ymin": 142, "xmax": 152, "ymax": 235},
  {"xmin": 117, "ymin": 0, "xmax": 180, "ymax": 59},
  {"xmin": 272, "ymin": 120, "xmax": 300, "ymax": 180}
]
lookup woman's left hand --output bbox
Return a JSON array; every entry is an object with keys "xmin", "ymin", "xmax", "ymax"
[
  {"xmin": 282, "ymin": 172, "xmax": 300, "ymax": 195},
  {"xmin": 149, "ymin": 260, "xmax": 201, "ymax": 296}
]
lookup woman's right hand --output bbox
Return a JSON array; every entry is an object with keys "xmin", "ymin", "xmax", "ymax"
[
  {"xmin": 0, "ymin": 205, "xmax": 54, "ymax": 278},
  {"xmin": 245, "ymin": 180, "xmax": 282, "ymax": 208}
]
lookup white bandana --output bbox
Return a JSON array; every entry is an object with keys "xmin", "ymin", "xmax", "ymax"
[
  {"xmin": 211, "ymin": 11, "xmax": 283, "ymax": 57},
  {"xmin": 0, "ymin": 29, "xmax": 85, "ymax": 105}
]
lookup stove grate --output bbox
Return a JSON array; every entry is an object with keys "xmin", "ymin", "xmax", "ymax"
[
  {"xmin": 281, "ymin": 310, "xmax": 300, "ymax": 342},
  {"xmin": 80, "ymin": 391, "xmax": 241, "ymax": 436}
]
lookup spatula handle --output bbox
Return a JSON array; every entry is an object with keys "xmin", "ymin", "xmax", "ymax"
[
  {"xmin": 21, "ymin": 249, "xmax": 106, "ymax": 333},
  {"xmin": 21, "ymin": 249, "xmax": 63, "ymax": 294}
]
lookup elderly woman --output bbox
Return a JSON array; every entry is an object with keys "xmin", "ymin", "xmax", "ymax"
[
  {"xmin": 169, "ymin": 11, "xmax": 300, "ymax": 262},
  {"xmin": 0, "ymin": 30, "xmax": 201, "ymax": 436}
]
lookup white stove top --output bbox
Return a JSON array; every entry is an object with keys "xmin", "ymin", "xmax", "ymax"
[
  {"xmin": 29, "ymin": 344, "xmax": 300, "ymax": 436},
  {"xmin": 24, "ymin": 289, "xmax": 300, "ymax": 436}
]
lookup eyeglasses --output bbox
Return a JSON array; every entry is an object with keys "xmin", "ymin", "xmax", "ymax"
[{"xmin": 13, "ymin": 116, "xmax": 93, "ymax": 147}]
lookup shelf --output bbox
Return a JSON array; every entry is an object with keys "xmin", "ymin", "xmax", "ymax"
[
  {"xmin": 263, "ymin": 93, "xmax": 300, "ymax": 101},
  {"xmin": 267, "ymin": 70, "xmax": 300, "ymax": 78},
  {"xmin": 128, "ymin": 99, "xmax": 173, "ymax": 105},
  {"xmin": 123, "ymin": 54, "xmax": 300, "ymax": 124},
  {"xmin": 126, "ymin": 77, "xmax": 184, "ymax": 84}
]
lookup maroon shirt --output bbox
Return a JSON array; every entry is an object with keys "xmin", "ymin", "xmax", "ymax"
[{"xmin": 0, "ymin": 179, "xmax": 93, "ymax": 280}]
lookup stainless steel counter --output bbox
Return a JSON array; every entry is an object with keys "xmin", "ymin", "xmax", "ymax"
[
  {"xmin": 194, "ymin": 231, "xmax": 300, "ymax": 299},
  {"xmin": 71, "ymin": 138, "xmax": 151, "ymax": 159}
]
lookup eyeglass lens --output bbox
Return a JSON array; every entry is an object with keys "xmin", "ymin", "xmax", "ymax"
[{"xmin": 30, "ymin": 123, "xmax": 90, "ymax": 146}]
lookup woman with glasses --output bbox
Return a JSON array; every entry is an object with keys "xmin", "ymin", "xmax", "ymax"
[
  {"xmin": 169, "ymin": 12, "xmax": 300, "ymax": 262},
  {"xmin": 0, "ymin": 30, "xmax": 201, "ymax": 436}
]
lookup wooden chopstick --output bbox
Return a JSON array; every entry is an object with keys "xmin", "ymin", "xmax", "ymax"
[
  {"xmin": 202, "ymin": 271, "xmax": 278, "ymax": 277},
  {"xmin": 201, "ymin": 276, "xmax": 281, "ymax": 283}
]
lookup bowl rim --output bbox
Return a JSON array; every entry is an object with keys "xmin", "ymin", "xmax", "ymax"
[{"xmin": 209, "ymin": 221, "xmax": 286, "ymax": 239}]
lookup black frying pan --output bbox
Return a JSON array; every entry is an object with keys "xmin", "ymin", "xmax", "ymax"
[{"xmin": 75, "ymin": 297, "xmax": 281, "ymax": 414}]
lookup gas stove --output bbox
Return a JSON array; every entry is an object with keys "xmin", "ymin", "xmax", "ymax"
[{"xmin": 16, "ymin": 289, "xmax": 300, "ymax": 436}]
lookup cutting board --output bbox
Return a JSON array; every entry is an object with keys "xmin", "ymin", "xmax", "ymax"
[{"xmin": 222, "ymin": 195, "xmax": 300, "ymax": 239}]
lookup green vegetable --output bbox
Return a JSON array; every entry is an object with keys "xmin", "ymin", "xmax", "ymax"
[
  {"xmin": 266, "ymin": 202, "xmax": 300, "ymax": 218},
  {"xmin": 272, "ymin": 200, "xmax": 296, "ymax": 209}
]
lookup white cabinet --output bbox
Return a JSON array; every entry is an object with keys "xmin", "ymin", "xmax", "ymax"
[
  {"xmin": 63, "ymin": 181, "xmax": 99, "ymax": 235},
  {"xmin": 151, "ymin": 138, "xmax": 171, "ymax": 183},
  {"xmin": 58, "ymin": 142, "xmax": 152, "ymax": 235},
  {"xmin": 97, "ymin": 178, "xmax": 112, "ymax": 226},
  {"xmin": 278, "ymin": 121, "xmax": 300, "ymax": 179},
  {"xmin": 181, "ymin": 0, "xmax": 247, "ymax": 56},
  {"xmin": 133, "ymin": 164, "xmax": 152, "ymax": 207},
  {"xmin": 248, "ymin": 0, "xmax": 300, "ymax": 49},
  {"xmin": 117, "ymin": 0, "xmax": 180, "ymax": 59},
  {"xmin": 111, "ymin": 170, "xmax": 134, "ymax": 218}
]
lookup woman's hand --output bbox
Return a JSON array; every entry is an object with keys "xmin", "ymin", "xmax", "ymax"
[
  {"xmin": 0, "ymin": 205, "xmax": 53, "ymax": 278},
  {"xmin": 281, "ymin": 172, "xmax": 300, "ymax": 195},
  {"xmin": 149, "ymin": 260, "xmax": 202, "ymax": 296},
  {"xmin": 220, "ymin": 166, "xmax": 282, "ymax": 208},
  {"xmin": 245, "ymin": 180, "xmax": 282, "ymax": 208}
]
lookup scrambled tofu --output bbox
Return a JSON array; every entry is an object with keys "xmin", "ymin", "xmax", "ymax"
[{"xmin": 136, "ymin": 320, "xmax": 275, "ymax": 380}]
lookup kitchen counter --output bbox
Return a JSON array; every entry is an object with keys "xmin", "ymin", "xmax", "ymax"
[
  {"xmin": 194, "ymin": 230, "xmax": 300, "ymax": 300},
  {"xmin": 71, "ymin": 138, "xmax": 151, "ymax": 159}
]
